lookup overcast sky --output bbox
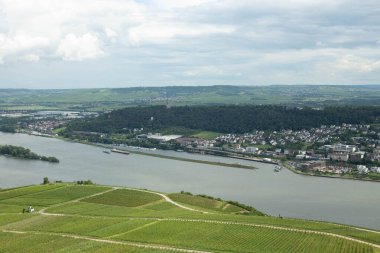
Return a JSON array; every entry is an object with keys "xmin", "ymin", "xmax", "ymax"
[{"xmin": 0, "ymin": 0, "xmax": 379, "ymax": 88}]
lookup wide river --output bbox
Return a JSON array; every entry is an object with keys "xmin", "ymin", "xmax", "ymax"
[{"xmin": 1, "ymin": 132, "xmax": 380, "ymax": 230}]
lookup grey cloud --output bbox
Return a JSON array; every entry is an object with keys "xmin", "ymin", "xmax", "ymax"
[{"xmin": 0, "ymin": 0, "xmax": 379, "ymax": 88}]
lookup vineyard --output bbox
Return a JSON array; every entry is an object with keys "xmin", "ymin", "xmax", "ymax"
[
  {"xmin": 168, "ymin": 193, "xmax": 245, "ymax": 213},
  {"xmin": 82, "ymin": 189, "xmax": 162, "ymax": 207},
  {"xmin": 0, "ymin": 184, "xmax": 379, "ymax": 253}
]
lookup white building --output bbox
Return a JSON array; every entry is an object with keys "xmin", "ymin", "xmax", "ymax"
[
  {"xmin": 357, "ymin": 165, "xmax": 368, "ymax": 174},
  {"xmin": 333, "ymin": 144, "xmax": 357, "ymax": 153},
  {"xmin": 147, "ymin": 134, "xmax": 182, "ymax": 142},
  {"xmin": 370, "ymin": 167, "xmax": 380, "ymax": 173},
  {"xmin": 328, "ymin": 152, "xmax": 349, "ymax": 162},
  {"xmin": 246, "ymin": 147, "xmax": 258, "ymax": 154}
]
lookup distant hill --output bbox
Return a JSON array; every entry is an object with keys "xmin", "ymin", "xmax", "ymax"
[{"xmin": 1, "ymin": 85, "xmax": 380, "ymax": 111}]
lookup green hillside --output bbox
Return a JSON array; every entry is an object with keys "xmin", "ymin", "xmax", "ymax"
[{"xmin": 0, "ymin": 183, "xmax": 379, "ymax": 253}]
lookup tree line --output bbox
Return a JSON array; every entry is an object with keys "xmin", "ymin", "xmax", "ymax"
[
  {"xmin": 0, "ymin": 145, "xmax": 59, "ymax": 163},
  {"xmin": 64, "ymin": 105, "xmax": 380, "ymax": 134}
]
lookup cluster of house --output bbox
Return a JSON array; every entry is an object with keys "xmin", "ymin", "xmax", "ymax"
[
  {"xmin": 215, "ymin": 124, "xmax": 379, "ymax": 148},
  {"xmin": 26, "ymin": 120, "xmax": 66, "ymax": 133},
  {"xmin": 1, "ymin": 110, "xmax": 97, "ymax": 120},
  {"xmin": 175, "ymin": 137, "xmax": 214, "ymax": 147},
  {"xmin": 166, "ymin": 123, "xmax": 380, "ymax": 176},
  {"xmin": 324, "ymin": 144, "xmax": 366, "ymax": 162},
  {"xmin": 294, "ymin": 144, "xmax": 380, "ymax": 174},
  {"xmin": 296, "ymin": 160, "xmax": 380, "ymax": 175},
  {"xmin": 6, "ymin": 110, "xmax": 99, "ymax": 135}
]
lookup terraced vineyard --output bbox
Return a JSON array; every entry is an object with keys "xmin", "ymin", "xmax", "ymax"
[
  {"xmin": 82, "ymin": 189, "xmax": 162, "ymax": 207},
  {"xmin": 168, "ymin": 193, "xmax": 245, "ymax": 213},
  {"xmin": 0, "ymin": 183, "xmax": 379, "ymax": 253}
]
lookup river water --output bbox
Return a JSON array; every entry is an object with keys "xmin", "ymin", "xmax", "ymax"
[{"xmin": 0, "ymin": 132, "xmax": 379, "ymax": 230}]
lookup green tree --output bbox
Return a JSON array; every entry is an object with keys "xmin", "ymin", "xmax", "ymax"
[{"xmin": 43, "ymin": 177, "xmax": 49, "ymax": 185}]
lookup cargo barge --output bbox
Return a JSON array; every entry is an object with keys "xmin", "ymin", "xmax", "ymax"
[{"xmin": 111, "ymin": 149, "xmax": 130, "ymax": 155}]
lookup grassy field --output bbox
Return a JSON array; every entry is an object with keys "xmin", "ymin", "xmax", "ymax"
[
  {"xmin": 0, "ymin": 183, "xmax": 379, "ymax": 253},
  {"xmin": 191, "ymin": 131, "xmax": 221, "ymax": 140}
]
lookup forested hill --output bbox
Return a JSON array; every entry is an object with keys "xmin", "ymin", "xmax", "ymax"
[{"xmin": 65, "ymin": 105, "xmax": 380, "ymax": 134}]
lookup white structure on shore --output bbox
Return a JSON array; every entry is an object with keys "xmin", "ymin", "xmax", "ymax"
[
  {"xmin": 148, "ymin": 134, "xmax": 182, "ymax": 142},
  {"xmin": 357, "ymin": 165, "xmax": 368, "ymax": 174}
]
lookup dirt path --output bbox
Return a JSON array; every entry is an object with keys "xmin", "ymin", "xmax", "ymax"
[
  {"xmin": 38, "ymin": 187, "xmax": 119, "ymax": 214},
  {"xmin": 0, "ymin": 229, "xmax": 213, "ymax": 253},
  {"xmin": 38, "ymin": 186, "xmax": 207, "ymax": 215},
  {"xmin": 124, "ymin": 187, "xmax": 209, "ymax": 214},
  {"xmin": 162, "ymin": 218, "xmax": 380, "ymax": 249},
  {"xmin": 34, "ymin": 186, "xmax": 380, "ymax": 250},
  {"xmin": 37, "ymin": 212, "xmax": 380, "ymax": 249}
]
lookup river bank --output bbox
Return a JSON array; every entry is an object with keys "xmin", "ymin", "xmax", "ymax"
[
  {"xmin": 28, "ymin": 132, "xmax": 380, "ymax": 182},
  {"xmin": 62, "ymin": 140, "xmax": 259, "ymax": 170},
  {"xmin": 14, "ymin": 130, "xmax": 380, "ymax": 182},
  {"xmin": 282, "ymin": 161, "xmax": 380, "ymax": 183},
  {"xmin": 1, "ymin": 132, "xmax": 380, "ymax": 230}
]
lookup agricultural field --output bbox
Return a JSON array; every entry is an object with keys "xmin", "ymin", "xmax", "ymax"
[
  {"xmin": 47, "ymin": 201, "xmax": 196, "ymax": 218},
  {"xmin": 82, "ymin": 189, "xmax": 162, "ymax": 207},
  {"xmin": 0, "ymin": 185, "xmax": 110, "ymax": 211},
  {"xmin": 0, "ymin": 183, "xmax": 379, "ymax": 253},
  {"xmin": 0, "ymin": 184, "xmax": 64, "ymax": 201},
  {"xmin": 1, "ymin": 85, "xmax": 380, "ymax": 111},
  {"xmin": 0, "ymin": 232, "xmax": 169, "ymax": 253},
  {"xmin": 168, "ymin": 193, "xmax": 245, "ymax": 213},
  {"xmin": 115, "ymin": 220, "xmax": 375, "ymax": 253}
]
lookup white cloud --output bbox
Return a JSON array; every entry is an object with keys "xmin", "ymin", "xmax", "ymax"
[
  {"xmin": 183, "ymin": 66, "xmax": 224, "ymax": 77},
  {"xmin": 57, "ymin": 33, "xmax": 104, "ymax": 61},
  {"xmin": 128, "ymin": 23, "xmax": 234, "ymax": 45},
  {"xmin": 0, "ymin": 33, "xmax": 49, "ymax": 63},
  {"xmin": 0, "ymin": 0, "xmax": 379, "ymax": 87},
  {"xmin": 336, "ymin": 55, "xmax": 380, "ymax": 73},
  {"xmin": 151, "ymin": 0, "xmax": 216, "ymax": 9},
  {"xmin": 105, "ymin": 28, "xmax": 118, "ymax": 38}
]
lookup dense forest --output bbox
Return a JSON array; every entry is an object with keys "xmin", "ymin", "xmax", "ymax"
[
  {"xmin": 64, "ymin": 105, "xmax": 380, "ymax": 134},
  {"xmin": 0, "ymin": 145, "xmax": 59, "ymax": 163}
]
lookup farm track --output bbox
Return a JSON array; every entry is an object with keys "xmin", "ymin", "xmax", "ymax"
[
  {"xmin": 0, "ymin": 229, "xmax": 213, "ymax": 253},
  {"xmin": 38, "ymin": 186, "xmax": 119, "ymax": 215},
  {"xmin": 123, "ymin": 187, "xmax": 209, "ymax": 214},
  {"xmin": 5, "ymin": 186, "xmax": 380, "ymax": 251},
  {"xmin": 37, "ymin": 212, "xmax": 380, "ymax": 250}
]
